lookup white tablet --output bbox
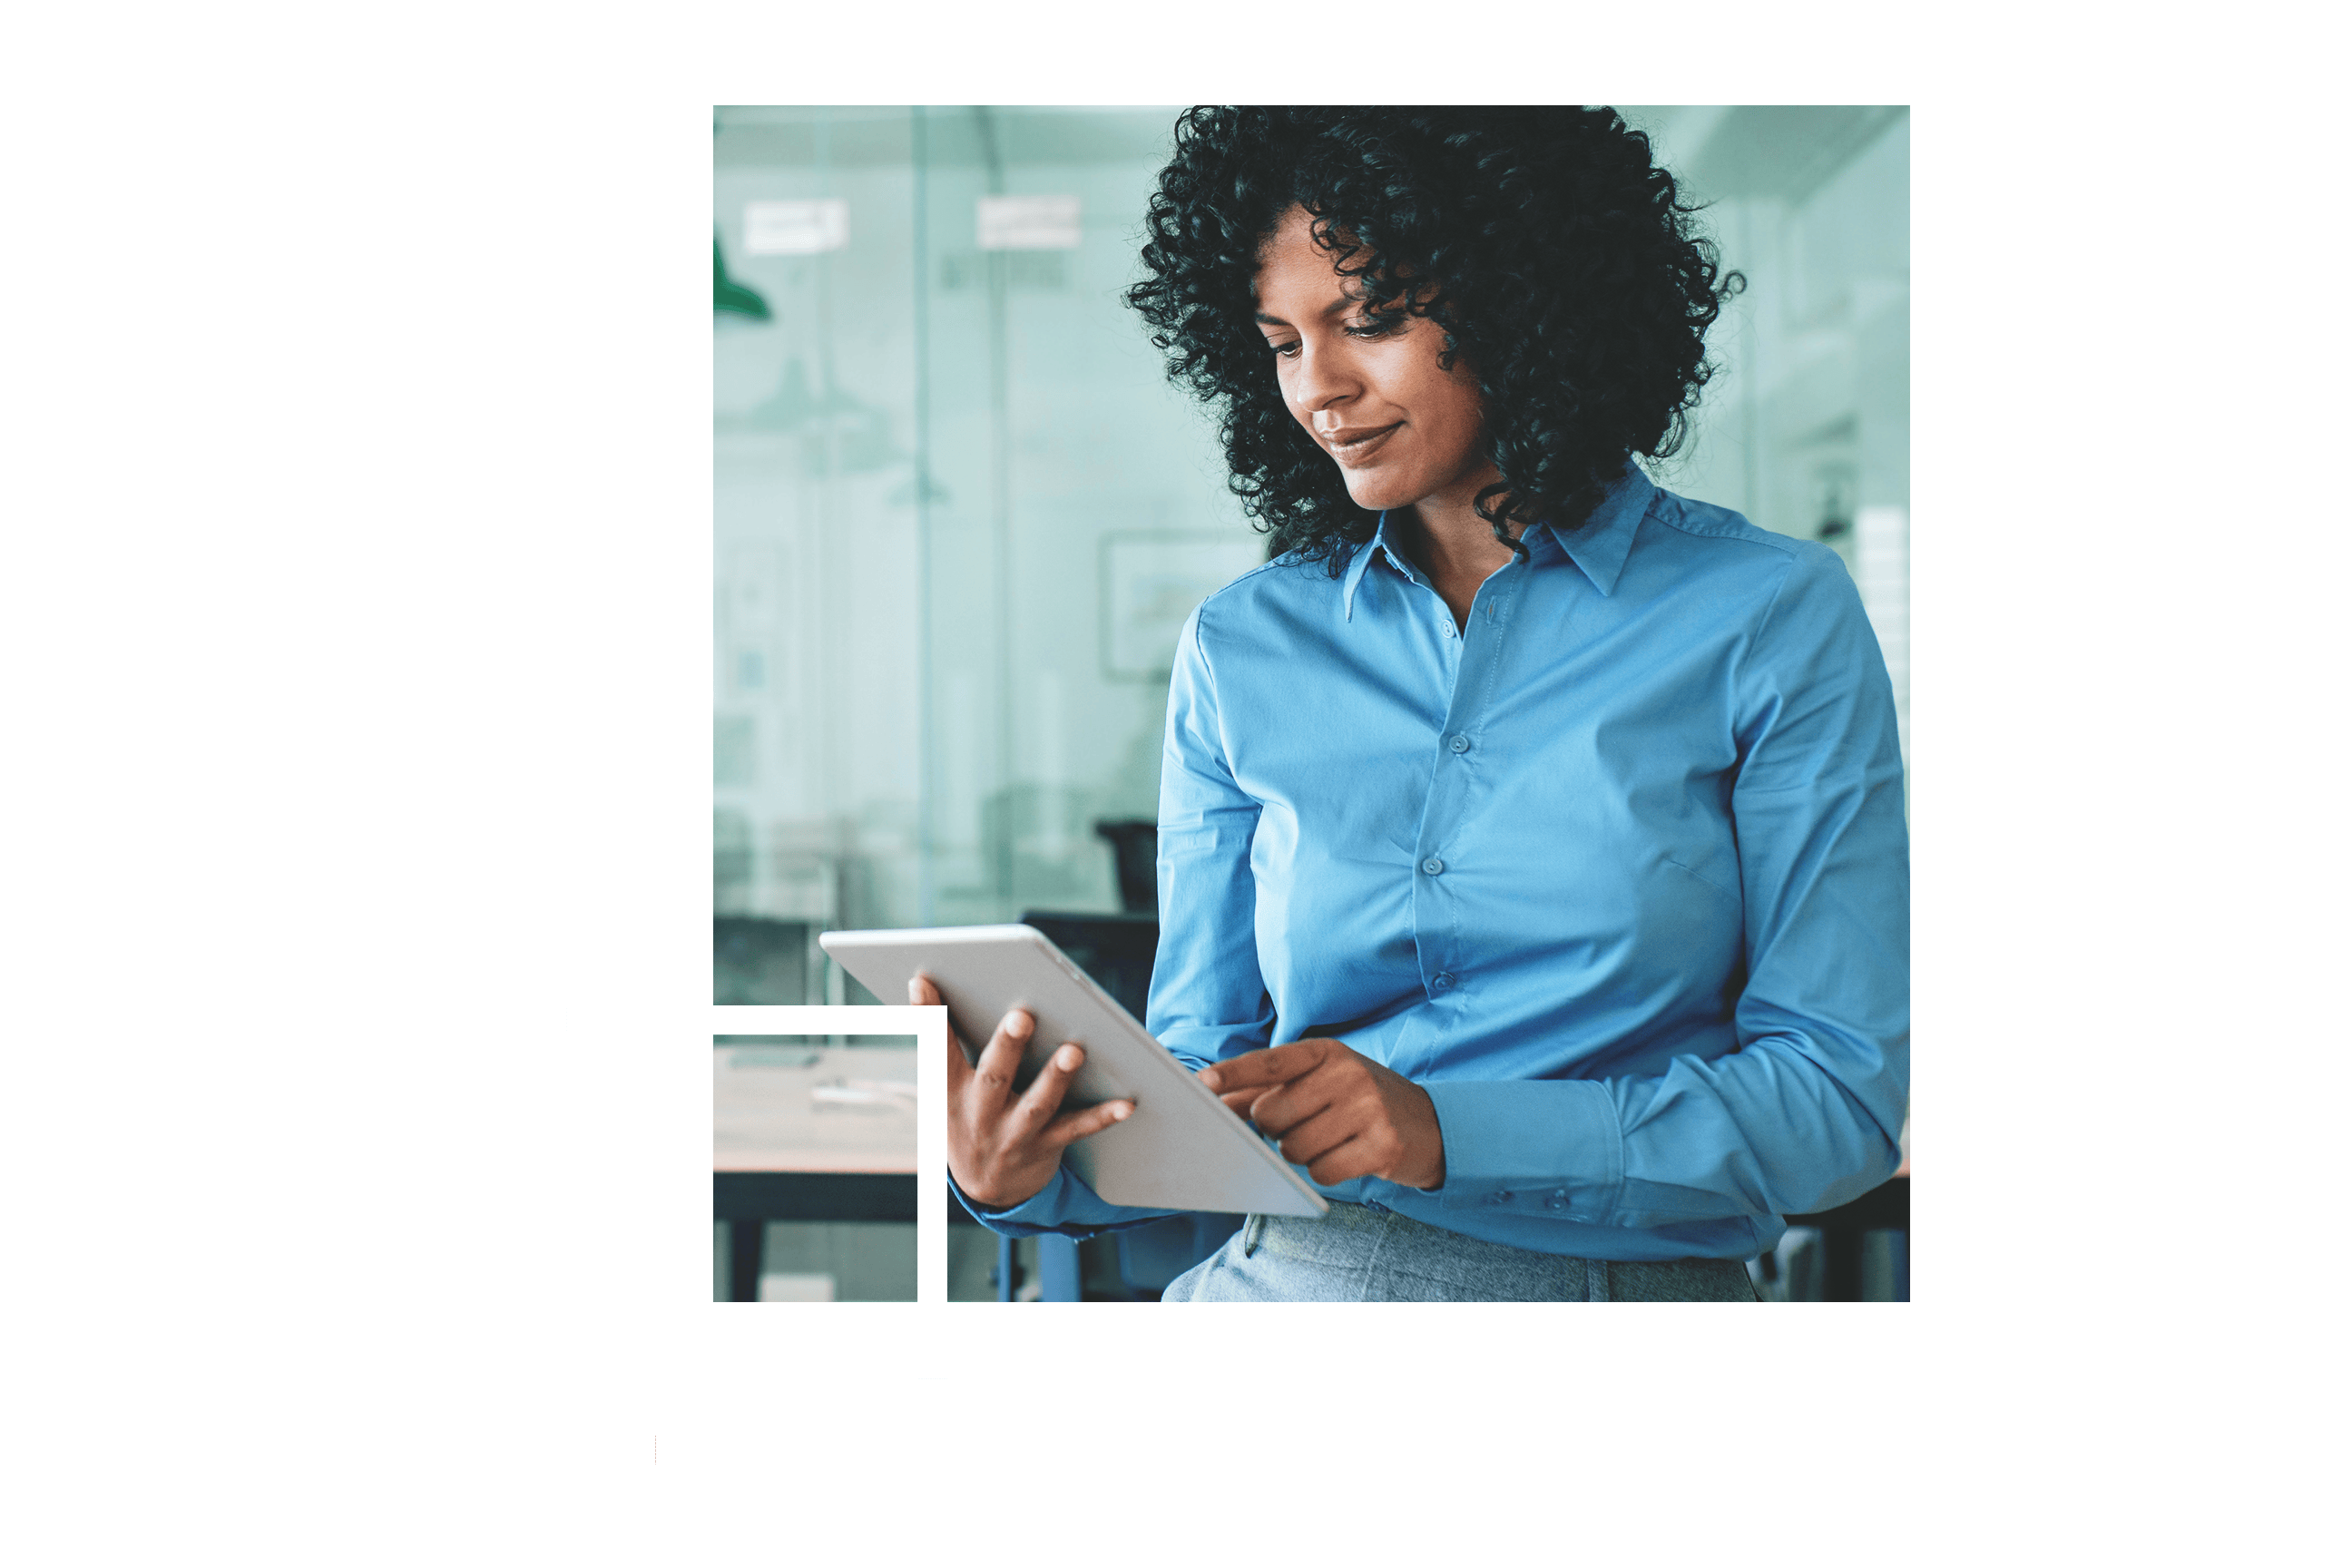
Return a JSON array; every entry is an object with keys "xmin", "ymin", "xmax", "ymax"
[{"xmin": 817, "ymin": 924, "xmax": 1328, "ymax": 1218}]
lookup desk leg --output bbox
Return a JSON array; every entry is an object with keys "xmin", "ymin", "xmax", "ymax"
[{"xmin": 730, "ymin": 1220, "xmax": 765, "ymax": 1302}]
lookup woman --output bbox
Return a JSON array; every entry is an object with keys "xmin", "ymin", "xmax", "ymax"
[{"xmin": 930, "ymin": 106, "xmax": 1907, "ymax": 1301}]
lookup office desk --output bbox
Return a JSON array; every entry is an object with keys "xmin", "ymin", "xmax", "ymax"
[{"xmin": 713, "ymin": 1043, "xmax": 915, "ymax": 1300}]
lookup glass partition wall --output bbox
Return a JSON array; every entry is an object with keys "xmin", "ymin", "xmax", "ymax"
[
  {"xmin": 714, "ymin": 106, "xmax": 1910, "ymax": 1004},
  {"xmin": 717, "ymin": 105, "xmax": 1252, "ymax": 1001}
]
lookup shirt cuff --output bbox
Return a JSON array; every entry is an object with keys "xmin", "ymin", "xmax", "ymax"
[
  {"xmin": 949, "ymin": 1163, "xmax": 1173, "ymax": 1238},
  {"xmin": 1422, "ymin": 1078, "xmax": 1624, "ymax": 1223},
  {"xmin": 1152, "ymin": 1026, "xmax": 1259, "ymax": 1074}
]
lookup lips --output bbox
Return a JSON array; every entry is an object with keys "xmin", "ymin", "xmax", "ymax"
[{"xmin": 1323, "ymin": 422, "xmax": 1402, "ymax": 466}]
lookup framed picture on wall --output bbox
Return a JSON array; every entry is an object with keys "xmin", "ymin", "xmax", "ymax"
[{"xmin": 1098, "ymin": 533, "xmax": 1266, "ymax": 681}]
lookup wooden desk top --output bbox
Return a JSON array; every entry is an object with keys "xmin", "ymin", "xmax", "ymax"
[{"xmin": 713, "ymin": 1043, "xmax": 915, "ymax": 1175}]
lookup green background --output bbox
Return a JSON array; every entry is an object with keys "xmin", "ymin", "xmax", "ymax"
[{"xmin": 18, "ymin": 5, "xmax": 2323, "ymax": 1561}]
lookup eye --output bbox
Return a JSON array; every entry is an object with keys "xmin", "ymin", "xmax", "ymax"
[
  {"xmin": 1345, "ymin": 317, "xmax": 1400, "ymax": 339},
  {"xmin": 1267, "ymin": 338, "xmax": 1300, "ymax": 358}
]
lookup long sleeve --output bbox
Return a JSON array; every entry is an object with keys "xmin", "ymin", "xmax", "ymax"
[
  {"xmin": 1146, "ymin": 604, "xmax": 1279, "ymax": 1073},
  {"xmin": 953, "ymin": 604, "xmax": 1275, "ymax": 1238},
  {"xmin": 1421, "ymin": 542, "xmax": 1909, "ymax": 1229}
]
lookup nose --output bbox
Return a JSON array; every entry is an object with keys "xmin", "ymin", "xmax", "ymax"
[{"xmin": 1288, "ymin": 338, "xmax": 1357, "ymax": 420}]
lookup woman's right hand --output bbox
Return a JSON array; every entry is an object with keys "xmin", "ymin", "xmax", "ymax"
[{"xmin": 911, "ymin": 973, "xmax": 1134, "ymax": 1210}]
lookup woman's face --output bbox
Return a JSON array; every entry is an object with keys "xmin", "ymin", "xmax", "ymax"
[{"xmin": 1252, "ymin": 205, "xmax": 1495, "ymax": 518}]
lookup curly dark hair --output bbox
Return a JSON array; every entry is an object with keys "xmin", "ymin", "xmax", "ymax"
[{"xmin": 1125, "ymin": 106, "xmax": 1743, "ymax": 568}]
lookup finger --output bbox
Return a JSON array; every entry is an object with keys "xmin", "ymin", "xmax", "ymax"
[
  {"xmin": 1274, "ymin": 1103, "xmax": 1361, "ymax": 1170},
  {"xmin": 1197, "ymin": 1038, "xmax": 1326, "ymax": 1096},
  {"xmin": 971, "ymin": 1007, "xmax": 1034, "ymax": 1111},
  {"xmin": 1239, "ymin": 1067, "xmax": 1344, "ymax": 1138},
  {"xmin": 1219, "ymin": 1085, "xmax": 1297, "ymax": 1124},
  {"xmin": 1043, "ymin": 1095, "xmax": 1135, "ymax": 1150},
  {"xmin": 908, "ymin": 974, "xmax": 972, "ymax": 1089},
  {"xmin": 1007, "ymin": 1039, "xmax": 1086, "ymax": 1139},
  {"xmin": 1304, "ymin": 1129, "xmax": 1396, "ymax": 1187},
  {"xmin": 1196, "ymin": 1044, "xmax": 1295, "ymax": 1095}
]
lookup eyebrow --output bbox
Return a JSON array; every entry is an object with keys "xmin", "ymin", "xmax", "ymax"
[{"xmin": 1254, "ymin": 295, "xmax": 1359, "ymax": 328}]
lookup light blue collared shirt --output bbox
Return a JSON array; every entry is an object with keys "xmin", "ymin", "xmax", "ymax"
[{"xmin": 968, "ymin": 467, "xmax": 1907, "ymax": 1261}]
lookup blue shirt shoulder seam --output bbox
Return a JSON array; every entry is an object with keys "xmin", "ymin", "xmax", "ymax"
[
  {"xmin": 1191, "ymin": 549, "xmax": 1347, "ymax": 662},
  {"xmin": 1643, "ymin": 489, "xmax": 1806, "ymax": 557},
  {"xmin": 1191, "ymin": 554, "xmax": 1301, "ymax": 637},
  {"xmin": 1637, "ymin": 492, "xmax": 1826, "ymax": 703}
]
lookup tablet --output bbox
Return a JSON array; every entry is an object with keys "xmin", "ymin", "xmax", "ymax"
[{"xmin": 816, "ymin": 924, "xmax": 1328, "ymax": 1218}]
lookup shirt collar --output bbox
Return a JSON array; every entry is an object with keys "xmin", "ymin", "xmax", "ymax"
[
  {"xmin": 1543, "ymin": 462, "xmax": 1653, "ymax": 597},
  {"xmin": 1338, "ymin": 464, "xmax": 1656, "ymax": 620},
  {"xmin": 1339, "ymin": 512, "xmax": 1429, "ymax": 620}
]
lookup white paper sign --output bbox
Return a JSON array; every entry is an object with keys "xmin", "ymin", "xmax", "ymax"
[
  {"xmin": 977, "ymin": 194, "xmax": 1082, "ymax": 250},
  {"xmin": 743, "ymin": 199, "xmax": 849, "ymax": 255}
]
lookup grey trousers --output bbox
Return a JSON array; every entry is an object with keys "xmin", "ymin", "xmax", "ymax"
[{"xmin": 1161, "ymin": 1200, "xmax": 1759, "ymax": 1302}]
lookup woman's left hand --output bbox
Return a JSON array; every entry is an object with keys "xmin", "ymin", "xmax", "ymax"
[{"xmin": 1197, "ymin": 1039, "xmax": 1446, "ymax": 1191}]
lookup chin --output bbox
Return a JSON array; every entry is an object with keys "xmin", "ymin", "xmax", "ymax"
[{"xmin": 1341, "ymin": 472, "xmax": 1422, "ymax": 513}]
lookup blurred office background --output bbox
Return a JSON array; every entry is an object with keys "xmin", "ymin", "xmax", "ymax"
[{"xmin": 714, "ymin": 106, "xmax": 1910, "ymax": 1300}]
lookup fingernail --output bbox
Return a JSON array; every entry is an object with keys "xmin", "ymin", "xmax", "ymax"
[
  {"xmin": 1006, "ymin": 1012, "xmax": 1032, "ymax": 1038},
  {"xmin": 1112, "ymin": 1102, "xmax": 1132, "ymax": 1121},
  {"xmin": 1055, "ymin": 1045, "xmax": 1081, "ymax": 1072}
]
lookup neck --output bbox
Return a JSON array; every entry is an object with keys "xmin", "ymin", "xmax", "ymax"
[
  {"xmin": 1393, "ymin": 464, "xmax": 1521, "ymax": 630},
  {"xmin": 1399, "ymin": 463, "xmax": 1518, "ymax": 578}
]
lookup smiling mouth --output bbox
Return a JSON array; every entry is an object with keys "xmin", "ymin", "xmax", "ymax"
[{"xmin": 1324, "ymin": 422, "xmax": 1402, "ymax": 465}]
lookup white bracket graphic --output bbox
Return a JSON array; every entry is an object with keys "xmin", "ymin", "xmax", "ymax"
[{"xmin": 472, "ymin": 1005, "xmax": 950, "ymax": 1475}]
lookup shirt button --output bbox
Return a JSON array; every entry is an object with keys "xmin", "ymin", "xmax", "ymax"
[
  {"xmin": 1421, "ymin": 856, "xmax": 1445, "ymax": 876},
  {"xmin": 1493, "ymin": 1190, "xmax": 1514, "ymax": 1205},
  {"xmin": 1548, "ymin": 1191, "xmax": 1568, "ymax": 1210},
  {"xmin": 1432, "ymin": 972, "xmax": 1455, "ymax": 991},
  {"xmin": 1366, "ymin": 1200, "xmax": 1388, "ymax": 1214},
  {"xmin": 1448, "ymin": 734, "xmax": 1471, "ymax": 753}
]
